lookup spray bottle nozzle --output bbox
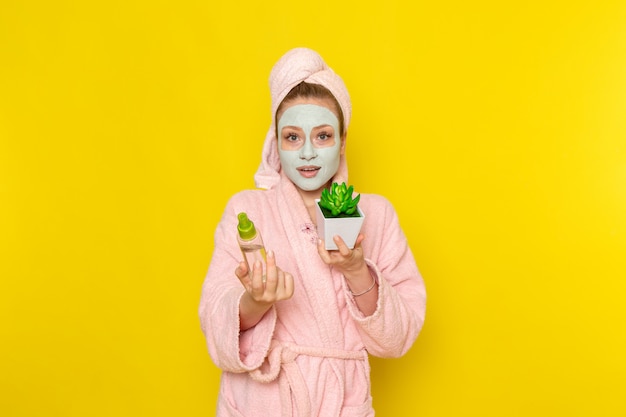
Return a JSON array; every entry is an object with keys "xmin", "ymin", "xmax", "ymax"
[{"xmin": 237, "ymin": 212, "xmax": 257, "ymax": 240}]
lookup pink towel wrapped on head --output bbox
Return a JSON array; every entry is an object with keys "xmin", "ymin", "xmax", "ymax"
[
  {"xmin": 200, "ymin": 47, "xmax": 426, "ymax": 417},
  {"xmin": 255, "ymin": 47, "xmax": 352, "ymax": 190}
]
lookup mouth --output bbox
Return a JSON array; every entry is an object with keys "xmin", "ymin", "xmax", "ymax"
[{"xmin": 297, "ymin": 165, "xmax": 321, "ymax": 178}]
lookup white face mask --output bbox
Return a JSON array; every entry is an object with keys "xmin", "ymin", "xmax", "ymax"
[{"xmin": 277, "ymin": 104, "xmax": 342, "ymax": 191}]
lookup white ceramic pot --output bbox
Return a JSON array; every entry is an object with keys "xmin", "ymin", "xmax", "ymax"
[{"xmin": 315, "ymin": 199, "xmax": 365, "ymax": 250}]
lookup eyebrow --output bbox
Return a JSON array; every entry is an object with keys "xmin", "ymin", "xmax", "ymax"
[{"xmin": 280, "ymin": 124, "xmax": 333, "ymax": 130}]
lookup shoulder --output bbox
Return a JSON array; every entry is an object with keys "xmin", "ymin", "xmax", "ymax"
[
  {"xmin": 221, "ymin": 188, "xmax": 278, "ymax": 229},
  {"xmin": 358, "ymin": 193, "xmax": 402, "ymax": 233},
  {"xmin": 359, "ymin": 193, "xmax": 395, "ymax": 212},
  {"xmin": 226, "ymin": 188, "xmax": 274, "ymax": 208}
]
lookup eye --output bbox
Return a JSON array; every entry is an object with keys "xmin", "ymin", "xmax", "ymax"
[
  {"xmin": 318, "ymin": 131, "xmax": 332, "ymax": 140},
  {"xmin": 285, "ymin": 133, "xmax": 299, "ymax": 142}
]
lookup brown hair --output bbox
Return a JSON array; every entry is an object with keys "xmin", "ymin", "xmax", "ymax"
[{"xmin": 276, "ymin": 82, "xmax": 346, "ymax": 136}]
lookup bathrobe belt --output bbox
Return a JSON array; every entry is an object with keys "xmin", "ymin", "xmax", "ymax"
[{"xmin": 249, "ymin": 340, "xmax": 367, "ymax": 416}]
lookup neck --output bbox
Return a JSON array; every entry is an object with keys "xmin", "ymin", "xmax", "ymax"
[
  {"xmin": 297, "ymin": 187, "xmax": 324, "ymax": 209},
  {"xmin": 295, "ymin": 181, "xmax": 332, "ymax": 224}
]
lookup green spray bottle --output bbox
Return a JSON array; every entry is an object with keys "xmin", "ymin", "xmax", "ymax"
[{"xmin": 237, "ymin": 212, "xmax": 267, "ymax": 279}]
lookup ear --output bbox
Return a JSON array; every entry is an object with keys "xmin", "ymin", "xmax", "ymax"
[{"xmin": 340, "ymin": 132, "xmax": 347, "ymax": 155}]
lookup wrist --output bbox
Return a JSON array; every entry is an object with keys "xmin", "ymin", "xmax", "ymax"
[
  {"xmin": 343, "ymin": 263, "xmax": 377, "ymax": 296},
  {"xmin": 241, "ymin": 291, "xmax": 272, "ymax": 312},
  {"xmin": 348, "ymin": 274, "xmax": 376, "ymax": 297},
  {"xmin": 341, "ymin": 261, "xmax": 369, "ymax": 281},
  {"xmin": 239, "ymin": 292, "xmax": 272, "ymax": 328}
]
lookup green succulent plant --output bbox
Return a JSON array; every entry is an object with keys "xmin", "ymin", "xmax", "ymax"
[{"xmin": 319, "ymin": 182, "xmax": 361, "ymax": 218}]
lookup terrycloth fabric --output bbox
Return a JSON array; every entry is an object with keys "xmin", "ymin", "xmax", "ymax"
[
  {"xmin": 199, "ymin": 176, "xmax": 426, "ymax": 416},
  {"xmin": 199, "ymin": 47, "xmax": 426, "ymax": 416},
  {"xmin": 254, "ymin": 47, "xmax": 351, "ymax": 190}
]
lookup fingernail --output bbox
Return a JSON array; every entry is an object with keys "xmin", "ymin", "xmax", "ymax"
[{"xmin": 267, "ymin": 250, "xmax": 274, "ymax": 259}]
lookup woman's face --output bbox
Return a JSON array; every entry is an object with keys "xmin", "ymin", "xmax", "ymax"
[{"xmin": 277, "ymin": 97, "xmax": 345, "ymax": 192}]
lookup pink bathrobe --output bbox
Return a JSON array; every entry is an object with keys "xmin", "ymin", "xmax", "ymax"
[{"xmin": 199, "ymin": 48, "xmax": 426, "ymax": 417}]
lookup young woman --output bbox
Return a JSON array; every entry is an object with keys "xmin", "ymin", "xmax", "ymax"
[{"xmin": 199, "ymin": 47, "xmax": 426, "ymax": 417}]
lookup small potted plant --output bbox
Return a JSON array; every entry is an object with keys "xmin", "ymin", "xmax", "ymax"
[{"xmin": 315, "ymin": 182, "xmax": 365, "ymax": 250}]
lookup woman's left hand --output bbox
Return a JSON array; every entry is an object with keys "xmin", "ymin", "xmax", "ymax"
[{"xmin": 317, "ymin": 233, "xmax": 366, "ymax": 276}]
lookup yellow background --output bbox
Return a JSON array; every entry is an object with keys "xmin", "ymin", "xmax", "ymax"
[{"xmin": 1, "ymin": 0, "xmax": 625, "ymax": 415}]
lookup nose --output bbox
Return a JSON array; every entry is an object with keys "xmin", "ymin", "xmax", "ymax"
[{"xmin": 299, "ymin": 138, "xmax": 317, "ymax": 160}]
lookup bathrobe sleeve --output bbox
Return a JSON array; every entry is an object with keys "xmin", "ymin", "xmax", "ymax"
[
  {"xmin": 198, "ymin": 193, "xmax": 277, "ymax": 373},
  {"xmin": 344, "ymin": 194, "xmax": 427, "ymax": 358}
]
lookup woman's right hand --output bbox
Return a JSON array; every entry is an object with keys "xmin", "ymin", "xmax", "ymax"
[{"xmin": 236, "ymin": 250, "xmax": 294, "ymax": 330}]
